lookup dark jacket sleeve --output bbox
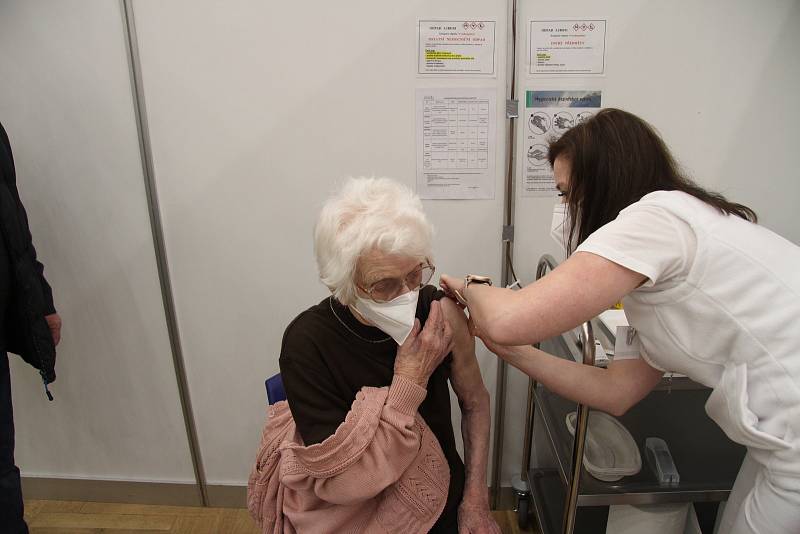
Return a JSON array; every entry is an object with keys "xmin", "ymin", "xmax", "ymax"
[{"xmin": 0, "ymin": 122, "xmax": 55, "ymax": 314}]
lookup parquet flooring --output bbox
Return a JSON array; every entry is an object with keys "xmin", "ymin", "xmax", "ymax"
[{"xmin": 24, "ymin": 500, "xmax": 538, "ymax": 533}]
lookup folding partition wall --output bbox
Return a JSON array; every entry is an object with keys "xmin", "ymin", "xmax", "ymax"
[
  {"xmin": 3, "ymin": 0, "xmax": 510, "ymax": 506},
  {"xmin": 1, "ymin": 0, "xmax": 797, "ymax": 507},
  {"xmin": 127, "ymin": 0, "xmax": 508, "ymax": 504},
  {"xmin": 506, "ymin": 0, "xmax": 800, "ymax": 494},
  {"xmin": 0, "ymin": 0, "xmax": 198, "ymax": 503}
]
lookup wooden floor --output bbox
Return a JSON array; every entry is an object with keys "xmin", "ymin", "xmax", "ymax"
[{"xmin": 24, "ymin": 500, "xmax": 538, "ymax": 534}]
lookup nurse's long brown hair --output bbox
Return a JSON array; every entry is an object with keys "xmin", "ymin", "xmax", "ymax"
[{"xmin": 548, "ymin": 108, "xmax": 757, "ymax": 254}]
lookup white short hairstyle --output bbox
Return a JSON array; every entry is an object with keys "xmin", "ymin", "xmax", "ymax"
[{"xmin": 314, "ymin": 177, "xmax": 434, "ymax": 306}]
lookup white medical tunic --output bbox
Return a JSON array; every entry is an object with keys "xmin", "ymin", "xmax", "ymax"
[{"xmin": 577, "ymin": 190, "xmax": 800, "ymax": 533}]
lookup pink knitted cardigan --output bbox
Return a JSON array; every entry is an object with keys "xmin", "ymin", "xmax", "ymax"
[{"xmin": 247, "ymin": 375, "xmax": 451, "ymax": 534}]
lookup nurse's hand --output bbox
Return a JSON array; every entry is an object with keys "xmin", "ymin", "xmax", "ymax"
[
  {"xmin": 478, "ymin": 332, "xmax": 523, "ymax": 362},
  {"xmin": 394, "ymin": 300, "xmax": 453, "ymax": 388},
  {"xmin": 439, "ymin": 274, "xmax": 466, "ymax": 308}
]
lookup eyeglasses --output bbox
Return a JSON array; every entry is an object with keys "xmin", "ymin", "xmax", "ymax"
[{"xmin": 358, "ymin": 262, "xmax": 435, "ymax": 303}]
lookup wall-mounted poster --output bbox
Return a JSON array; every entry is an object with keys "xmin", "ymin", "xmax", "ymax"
[
  {"xmin": 522, "ymin": 90, "xmax": 601, "ymax": 197},
  {"xmin": 416, "ymin": 88, "xmax": 496, "ymax": 199},
  {"xmin": 529, "ymin": 20, "xmax": 607, "ymax": 75},
  {"xmin": 418, "ymin": 20, "xmax": 496, "ymax": 75}
]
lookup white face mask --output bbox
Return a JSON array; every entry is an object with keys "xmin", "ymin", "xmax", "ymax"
[
  {"xmin": 352, "ymin": 289, "xmax": 420, "ymax": 345},
  {"xmin": 550, "ymin": 202, "xmax": 570, "ymax": 253}
]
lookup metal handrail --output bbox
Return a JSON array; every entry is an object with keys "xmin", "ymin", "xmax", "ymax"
[
  {"xmin": 520, "ymin": 254, "xmax": 558, "ymax": 485},
  {"xmin": 536, "ymin": 254, "xmax": 558, "ymax": 281},
  {"xmin": 562, "ymin": 321, "xmax": 595, "ymax": 534},
  {"xmin": 521, "ymin": 254, "xmax": 595, "ymax": 534}
]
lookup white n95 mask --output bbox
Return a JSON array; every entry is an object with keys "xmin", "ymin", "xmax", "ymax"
[
  {"xmin": 352, "ymin": 289, "xmax": 420, "ymax": 345},
  {"xmin": 551, "ymin": 203, "xmax": 570, "ymax": 253}
]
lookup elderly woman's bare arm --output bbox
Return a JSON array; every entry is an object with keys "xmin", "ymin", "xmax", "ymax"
[{"xmin": 440, "ymin": 298, "xmax": 501, "ymax": 533}]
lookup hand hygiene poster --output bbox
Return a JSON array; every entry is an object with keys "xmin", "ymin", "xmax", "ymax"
[{"xmin": 522, "ymin": 90, "xmax": 601, "ymax": 197}]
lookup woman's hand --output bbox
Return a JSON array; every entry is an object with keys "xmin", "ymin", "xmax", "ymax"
[
  {"xmin": 439, "ymin": 274, "xmax": 466, "ymax": 307},
  {"xmin": 441, "ymin": 275, "xmax": 482, "ymax": 336},
  {"xmin": 457, "ymin": 501, "xmax": 502, "ymax": 534},
  {"xmin": 477, "ymin": 332, "xmax": 524, "ymax": 362},
  {"xmin": 394, "ymin": 300, "xmax": 453, "ymax": 388}
]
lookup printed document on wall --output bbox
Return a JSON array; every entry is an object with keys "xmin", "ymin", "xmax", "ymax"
[
  {"xmin": 416, "ymin": 88, "xmax": 496, "ymax": 199},
  {"xmin": 529, "ymin": 20, "xmax": 607, "ymax": 75},
  {"xmin": 522, "ymin": 90, "xmax": 601, "ymax": 197},
  {"xmin": 418, "ymin": 20, "xmax": 496, "ymax": 75}
]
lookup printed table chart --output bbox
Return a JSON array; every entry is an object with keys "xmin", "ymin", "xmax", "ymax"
[{"xmin": 421, "ymin": 97, "xmax": 490, "ymax": 171}]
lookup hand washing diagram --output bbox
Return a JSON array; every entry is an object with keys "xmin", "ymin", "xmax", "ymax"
[
  {"xmin": 576, "ymin": 111, "xmax": 593, "ymax": 125},
  {"xmin": 528, "ymin": 112, "xmax": 550, "ymax": 135},
  {"xmin": 527, "ymin": 144, "xmax": 549, "ymax": 166},
  {"xmin": 553, "ymin": 111, "xmax": 574, "ymax": 133},
  {"xmin": 522, "ymin": 90, "xmax": 601, "ymax": 197}
]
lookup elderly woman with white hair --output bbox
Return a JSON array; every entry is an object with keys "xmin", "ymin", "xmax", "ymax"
[{"xmin": 247, "ymin": 177, "xmax": 500, "ymax": 534}]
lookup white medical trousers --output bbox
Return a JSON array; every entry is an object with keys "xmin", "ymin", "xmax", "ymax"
[{"xmin": 718, "ymin": 453, "xmax": 800, "ymax": 534}]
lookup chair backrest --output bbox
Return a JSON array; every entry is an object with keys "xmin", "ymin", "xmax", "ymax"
[{"xmin": 265, "ymin": 373, "xmax": 286, "ymax": 405}]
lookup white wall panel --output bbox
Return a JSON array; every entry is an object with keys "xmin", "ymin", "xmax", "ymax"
[
  {"xmin": 4, "ymin": 0, "xmax": 796, "ymax": 492},
  {"xmin": 505, "ymin": 0, "xmax": 800, "ymax": 485},
  {"xmin": 0, "ymin": 0, "xmax": 195, "ymax": 482},
  {"xmin": 130, "ymin": 0, "xmax": 509, "ymax": 485}
]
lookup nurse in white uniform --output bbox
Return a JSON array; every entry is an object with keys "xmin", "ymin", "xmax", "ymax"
[{"xmin": 441, "ymin": 109, "xmax": 800, "ymax": 534}]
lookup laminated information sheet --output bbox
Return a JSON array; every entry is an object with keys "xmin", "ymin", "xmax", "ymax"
[
  {"xmin": 529, "ymin": 20, "xmax": 607, "ymax": 75},
  {"xmin": 417, "ymin": 20, "xmax": 496, "ymax": 75},
  {"xmin": 522, "ymin": 90, "xmax": 601, "ymax": 197},
  {"xmin": 416, "ymin": 88, "xmax": 496, "ymax": 199}
]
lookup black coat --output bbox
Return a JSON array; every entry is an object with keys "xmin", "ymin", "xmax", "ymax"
[{"xmin": 0, "ymin": 121, "xmax": 56, "ymax": 394}]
